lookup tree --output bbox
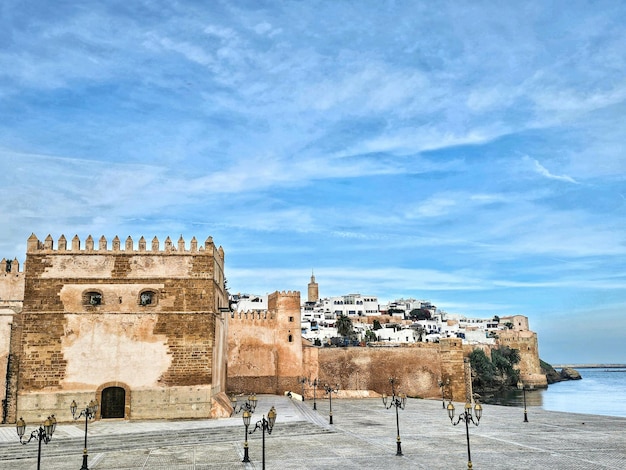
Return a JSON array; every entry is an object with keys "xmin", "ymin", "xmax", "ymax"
[
  {"xmin": 469, "ymin": 346, "xmax": 521, "ymax": 390},
  {"xmin": 469, "ymin": 349, "xmax": 496, "ymax": 388},
  {"xmin": 364, "ymin": 330, "xmax": 377, "ymax": 342},
  {"xmin": 491, "ymin": 346, "xmax": 521, "ymax": 386},
  {"xmin": 373, "ymin": 319, "xmax": 382, "ymax": 330},
  {"xmin": 409, "ymin": 308, "xmax": 431, "ymax": 321},
  {"xmin": 336, "ymin": 314, "xmax": 354, "ymax": 338}
]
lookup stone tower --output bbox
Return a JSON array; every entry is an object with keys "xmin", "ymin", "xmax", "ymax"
[
  {"xmin": 227, "ymin": 291, "xmax": 303, "ymax": 394},
  {"xmin": 6, "ymin": 234, "xmax": 231, "ymax": 423},
  {"xmin": 307, "ymin": 271, "xmax": 319, "ymax": 303}
]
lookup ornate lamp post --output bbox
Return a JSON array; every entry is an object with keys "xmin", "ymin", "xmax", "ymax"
[
  {"xmin": 517, "ymin": 381, "xmax": 530, "ymax": 423},
  {"xmin": 447, "ymin": 401, "xmax": 483, "ymax": 470},
  {"xmin": 437, "ymin": 377, "xmax": 449, "ymax": 409},
  {"xmin": 71, "ymin": 398, "xmax": 99, "ymax": 470},
  {"xmin": 382, "ymin": 377, "xmax": 407, "ymax": 456},
  {"xmin": 249, "ymin": 406, "xmax": 277, "ymax": 470},
  {"xmin": 16, "ymin": 415, "xmax": 57, "ymax": 470},
  {"xmin": 310, "ymin": 378, "xmax": 319, "ymax": 410},
  {"xmin": 298, "ymin": 377, "xmax": 307, "ymax": 400},
  {"xmin": 231, "ymin": 394, "xmax": 258, "ymax": 415},
  {"xmin": 323, "ymin": 383, "xmax": 339, "ymax": 424},
  {"xmin": 241, "ymin": 410, "xmax": 252, "ymax": 463}
]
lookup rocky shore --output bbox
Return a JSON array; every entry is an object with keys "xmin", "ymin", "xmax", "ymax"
[{"xmin": 541, "ymin": 360, "xmax": 582, "ymax": 384}]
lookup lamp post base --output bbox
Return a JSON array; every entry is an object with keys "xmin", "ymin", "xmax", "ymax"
[
  {"xmin": 80, "ymin": 453, "xmax": 89, "ymax": 470},
  {"xmin": 396, "ymin": 441, "xmax": 403, "ymax": 456}
]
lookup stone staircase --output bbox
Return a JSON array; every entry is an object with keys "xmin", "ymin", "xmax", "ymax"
[{"xmin": 0, "ymin": 420, "xmax": 333, "ymax": 461}]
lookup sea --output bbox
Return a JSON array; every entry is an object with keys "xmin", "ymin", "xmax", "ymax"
[{"xmin": 481, "ymin": 367, "xmax": 626, "ymax": 418}]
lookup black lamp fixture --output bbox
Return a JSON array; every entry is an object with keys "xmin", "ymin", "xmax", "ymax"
[
  {"xmin": 323, "ymin": 383, "xmax": 339, "ymax": 424},
  {"xmin": 309, "ymin": 378, "xmax": 320, "ymax": 410},
  {"xmin": 382, "ymin": 377, "xmax": 407, "ymax": 456},
  {"xmin": 241, "ymin": 410, "xmax": 252, "ymax": 463},
  {"xmin": 16, "ymin": 414, "xmax": 57, "ymax": 470},
  {"xmin": 447, "ymin": 401, "xmax": 483, "ymax": 470},
  {"xmin": 517, "ymin": 381, "xmax": 532, "ymax": 423},
  {"xmin": 231, "ymin": 394, "xmax": 258, "ymax": 415},
  {"xmin": 70, "ymin": 398, "xmax": 99, "ymax": 470},
  {"xmin": 298, "ymin": 376, "xmax": 308, "ymax": 399},
  {"xmin": 437, "ymin": 377, "xmax": 450, "ymax": 409}
]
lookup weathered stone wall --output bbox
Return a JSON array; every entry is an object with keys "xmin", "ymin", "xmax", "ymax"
[
  {"xmin": 8, "ymin": 234, "xmax": 229, "ymax": 423},
  {"xmin": 227, "ymin": 291, "xmax": 302, "ymax": 394},
  {"xmin": 0, "ymin": 261, "xmax": 24, "ymax": 308},
  {"xmin": 497, "ymin": 329, "xmax": 546, "ymax": 387},
  {"xmin": 302, "ymin": 339, "xmax": 466, "ymax": 401}
]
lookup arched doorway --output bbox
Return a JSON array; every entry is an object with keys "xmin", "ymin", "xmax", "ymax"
[{"xmin": 101, "ymin": 386, "xmax": 126, "ymax": 418}]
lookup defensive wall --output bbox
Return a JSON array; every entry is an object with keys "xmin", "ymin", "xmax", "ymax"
[
  {"xmin": 5, "ymin": 234, "xmax": 230, "ymax": 424},
  {"xmin": 228, "ymin": 291, "xmax": 545, "ymax": 399},
  {"xmin": 227, "ymin": 291, "xmax": 303, "ymax": 394}
]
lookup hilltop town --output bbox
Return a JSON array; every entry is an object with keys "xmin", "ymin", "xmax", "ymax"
[
  {"xmin": 0, "ymin": 234, "xmax": 547, "ymax": 426},
  {"xmin": 235, "ymin": 274, "xmax": 522, "ymax": 348}
]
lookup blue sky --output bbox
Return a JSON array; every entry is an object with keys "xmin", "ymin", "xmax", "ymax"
[{"xmin": 1, "ymin": 1, "xmax": 625, "ymax": 365}]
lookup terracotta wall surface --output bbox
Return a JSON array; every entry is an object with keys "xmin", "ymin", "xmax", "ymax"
[{"xmin": 227, "ymin": 291, "xmax": 303, "ymax": 395}]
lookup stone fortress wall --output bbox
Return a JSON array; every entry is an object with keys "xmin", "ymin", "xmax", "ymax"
[
  {"xmin": 0, "ymin": 258, "xmax": 23, "ymax": 412},
  {"xmin": 3, "ymin": 234, "xmax": 230, "ymax": 424},
  {"xmin": 228, "ymin": 291, "xmax": 545, "ymax": 401}
]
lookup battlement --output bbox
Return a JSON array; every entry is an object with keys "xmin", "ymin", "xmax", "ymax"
[
  {"xmin": 1, "ymin": 258, "xmax": 21, "ymax": 273},
  {"xmin": 26, "ymin": 234, "xmax": 224, "ymax": 259},
  {"xmin": 230, "ymin": 310, "xmax": 276, "ymax": 320},
  {"xmin": 272, "ymin": 290, "xmax": 300, "ymax": 297}
]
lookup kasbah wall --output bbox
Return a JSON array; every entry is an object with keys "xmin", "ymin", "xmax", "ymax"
[
  {"xmin": 1, "ymin": 234, "xmax": 232, "ymax": 425},
  {"xmin": 228, "ymin": 293, "xmax": 546, "ymax": 402},
  {"xmin": 0, "ymin": 233, "xmax": 546, "ymax": 424}
]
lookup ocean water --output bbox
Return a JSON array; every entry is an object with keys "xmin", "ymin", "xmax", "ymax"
[{"xmin": 481, "ymin": 368, "xmax": 626, "ymax": 418}]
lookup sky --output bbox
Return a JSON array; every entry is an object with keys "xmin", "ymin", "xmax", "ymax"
[{"xmin": 1, "ymin": 1, "xmax": 625, "ymax": 365}]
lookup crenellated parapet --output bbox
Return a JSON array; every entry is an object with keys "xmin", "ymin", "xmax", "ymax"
[
  {"xmin": 26, "ymin": 233, "xmax": 224, "ymax": 260},
  {"xmin": 1, "ymin": 258, "xmax": 21, "ymax": 274},
  {"xmin": 230, "ymin": 310, "xmax": 276, "ymax": 321}
]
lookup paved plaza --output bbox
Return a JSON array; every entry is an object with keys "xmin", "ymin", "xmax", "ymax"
[{"xmin": 1, "ymin": 394, "xmax": 625, "ymax": 469}]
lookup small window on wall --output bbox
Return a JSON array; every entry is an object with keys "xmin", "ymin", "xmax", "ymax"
[
  {"xmin": 288, "ymin": 316, "xmax": 294, "ymax": 322},
  {"xmin": 83, "ymin": 291, "xmax": 103, "ymax": 306},
  {"xmin": 288, "ymin": 334, "xmax": 293, "ymax": 342},
  {"xmin": 139, "ymin": 290, "xmax": 156, "ymax": 306}
]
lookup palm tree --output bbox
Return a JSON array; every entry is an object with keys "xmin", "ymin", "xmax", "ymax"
[{"xmin": 336, "ymin": 314, "xmax": 354, "ymax": 338}]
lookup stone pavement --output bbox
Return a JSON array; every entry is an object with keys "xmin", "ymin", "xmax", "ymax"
[{"xmin": 1, "ymin": 394, "xmax": 625, "ymax": 469}]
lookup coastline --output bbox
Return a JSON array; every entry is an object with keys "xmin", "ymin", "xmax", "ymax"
[{"xmin": 552, "ymin": 364, "xmax": 626, "ymax": 368}]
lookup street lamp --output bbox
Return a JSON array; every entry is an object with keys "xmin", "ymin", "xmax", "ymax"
[
  {"xmin": 517, "ymin": 381, "xmax": 530, "ymax": 423},
  {"xmin": 323, "ymin": 383, "xmax": 339, "ymax": 424},
  {"xmin": 447, "ymin": 401, "xmax": 483, "ymax": 470},
  {"xmin": 241, "ymin": 410, "xmax": 252, "ymax": 463},
  {"xmin": 16, "ymin": 415, "xmax": 57, "ymax": 470},
  {"xmin": 231, "ymin": 394, "xmax": 258, "ymax": 415},
  {"xmin": 310, "ymin": 378, "xmax": 320, "ymax": 410},
  {"xmin": 437, "ymin": 377, "xmax": 450, "ymax": 409},
  {"xmin": 298, "ymin": 377, "xmax": 307, "ymax": 400},
  {"xmin": 249, "ymin": 406, "xmax": 277, "ymax": 470},
  {"xmin": 382, "ymin": 377, "xmax": 407, "ymax": 456},
  {"xmin": 70, "ymin": 398, "xmax": 99, "ymax": 470}
]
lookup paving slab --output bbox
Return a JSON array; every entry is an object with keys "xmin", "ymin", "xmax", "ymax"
[{"xmin": 1, "ymin": 395, "xmax": 625, "ymax": 469}]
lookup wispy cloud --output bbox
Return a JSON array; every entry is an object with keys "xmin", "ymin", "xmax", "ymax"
[{"xmin": 525, "ymin": 156, "xmax": 578, "ymax": 184}]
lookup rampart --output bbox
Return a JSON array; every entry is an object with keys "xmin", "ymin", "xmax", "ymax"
[
  {"xmin": 227, "ymin": 291, "xmax": 302, "ymax": 394},
  {"xmin": 6, "ymin": 234, "xmax": 230, "ymax": 424}
]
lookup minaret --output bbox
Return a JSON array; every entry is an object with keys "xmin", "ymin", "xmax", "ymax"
[{"xmin": 307, "ymin": 271, "xmax": 319, "ymax": 303}]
